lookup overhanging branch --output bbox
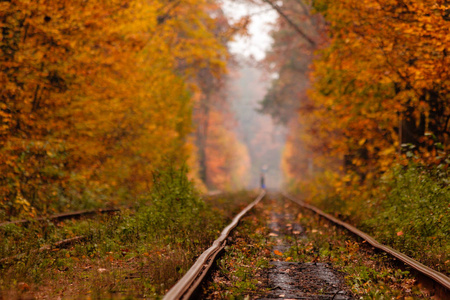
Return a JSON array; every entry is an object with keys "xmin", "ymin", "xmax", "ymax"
[{"xmin": 262, "ymin": 0, "xmax": 316, "ymax": 47}]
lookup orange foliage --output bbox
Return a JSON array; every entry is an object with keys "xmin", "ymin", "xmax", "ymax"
[
  {"xmin": 0, "ymin": 0, "xmax": 231, "ymax": 218},
  {"xmin": 260, "ymin": 0, "xmax": 450, "ymax": 211},
  {"xmin": 204, "ymin": 109, "xmax": 251, "ymax": 191},
  {"xmin": 307, "ymin": 0, "xmax": 450, "ymax": 177},
  {"xmin": 277, "ymin": 0, "xmax": 450, "ymax": 195}
]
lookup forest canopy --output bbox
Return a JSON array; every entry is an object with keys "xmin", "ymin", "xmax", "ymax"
[
  {"xmin": 0, "ymin": 0, "xmax": 249, "ymax": 219},
  {"xmin": 261, "ymin": 0, "xmax": 450, "ymax": 191}
]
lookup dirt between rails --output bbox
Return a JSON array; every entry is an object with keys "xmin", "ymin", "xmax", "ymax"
[
  {"xmin": 203, "ymin": 193, "xmax": 430, "ymax": 299},
  {"xmin": 258, "ymin": 210, "xmax": 353, "ymax": 300},
  {"xmin": 203, "ymin": 193, "xmax": 354, "ymax": 299}
]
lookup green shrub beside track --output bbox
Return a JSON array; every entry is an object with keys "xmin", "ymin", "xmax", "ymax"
[
  {"xmin": 0, "ymin": 166, "xmax": 255, "ymax": 298},
  {"xmin": 308, "ymin": 163, "xmax": 450, "ymax": 276},
  {"xmin": 362, "ymin": 164, "xmax": 450, "ymax": 275}
]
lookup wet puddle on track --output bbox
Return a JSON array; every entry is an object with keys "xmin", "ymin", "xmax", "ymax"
[{"xmin": 258, "ymin": 201, "xmax": 353, "ymax": 300}]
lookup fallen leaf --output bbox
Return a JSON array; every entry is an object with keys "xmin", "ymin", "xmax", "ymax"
[
  {"xmin": 18, "ymin": 282, "xmax": 30, "ymax": 291},
  {"xmin": 274, "ymin": 250, "xmax": 283, "ymax": 256}
]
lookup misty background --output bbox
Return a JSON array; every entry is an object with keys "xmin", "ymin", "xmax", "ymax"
[
  {"xmin": 227, "ymin": 62, "xmax": 286, "ymax": 190},
  {"xmin": 220, "ymin": 1, "xmax": 286, "ymax": 190}
]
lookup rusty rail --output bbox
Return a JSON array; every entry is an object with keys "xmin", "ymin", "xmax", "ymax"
[
  {"xmin": 0, "ymin": 208, "xmax": 120, "ymax": 265},
  {"xmin": 283, "ymin": 193, "xmax": 450, "ymax": 299},
  {"xmin": 163, "ymin": 190, "xmax": 266, "ymax": 300},
  {"xmin": 0, "ymin": 236, "xmax": 86, "ymax": 265},
  {"xmin": 0, "ymin": 208, "xmax": 121, "ymax": 228}
]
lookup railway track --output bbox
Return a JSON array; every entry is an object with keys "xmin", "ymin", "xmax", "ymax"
[
  {"xmin": 282, "ymin": 193, "xmax": 450, "ymax": 299},
  {"xmin": 165, "ymin": 191, "xmax": 450, "ymax": 299},
  {"xmin": 0, "ymin": 207, "xmax": 122, "ymax": 228},
  {"xmin": 1, "ymin": 191, "xmax": 448, "ymax": 298},
  {"xmin": 164, "ymin": 190, "xmax": 267, "ymax": 300},
  {"xmin": 0, "ymin": 191, "xmax": 266, "ymax": 297},
  {"xmin": 0, "ymin": 207, "xmax": 123, "ymax": 265}
]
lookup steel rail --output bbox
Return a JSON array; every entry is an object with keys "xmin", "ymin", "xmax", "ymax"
[
  {"xmin": 0, "ymin": 193, "xmax": 220, "ymax": 228},
  {"xmin": 1, "ymin": 191, "xmax": 221, "ymax": 228},
  {"xmin": 283, "ymin": 192, "xmax": 450, "ymax": 298},
  {"xmin": 0, "ymin": 207, "xmax": 121, "ymax": 227},
  {"xmin": 164, "ymin": 190, "xmax": 266, "ymax": 300},
  {"xmin": 0, "ymin": 208, "xmax": 121, "ymax": 265},
  {"xmin": 0, "ymin": 236, "xmax": 86, "ymax": 265}
]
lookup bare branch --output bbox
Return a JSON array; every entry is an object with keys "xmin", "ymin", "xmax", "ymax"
[
  {"xmin": 262, "ymin": 0, "xmax": 316, "ymax": 47},
  {"xmin": 293, "ymin": 0, "xmax": 310, "ymax": 16}
]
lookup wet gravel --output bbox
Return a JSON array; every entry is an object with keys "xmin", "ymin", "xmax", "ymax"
[
  {"xmin": 258, "ymin": 202, "xmax": 353, "ymax": 300},
  {"xmin": 259, "ymin": 261, "xmax": 352, "ymax": 299}
]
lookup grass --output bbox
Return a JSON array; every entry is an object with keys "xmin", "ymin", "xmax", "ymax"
[
  {"xmin": 307, "ymin": 162, "xmax": 450, "ymax": 276},
  {"xmin": 362, "ymin": 164, "xmax": 450, "ymax": 275},
  {"xmin": 0, "ymin": 165, "xmax": 258, "ymax": 299}
]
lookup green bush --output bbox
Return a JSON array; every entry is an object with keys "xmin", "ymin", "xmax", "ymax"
[
  {"xmin": 136, "ymin": 165, "xmax": 205, "ymax": 238},
  {"xmin": 363, "ymin": 164, "xmax": 450, "ymax": 274}
]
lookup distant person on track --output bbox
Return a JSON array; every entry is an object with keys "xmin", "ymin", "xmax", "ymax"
[
  {"xmin": 260, "ymin": 165, "xmax": 268, "ymax": 189},
  {"xmin": 260, "ymin": 173, "xmax": 266, "ymax": 189}
]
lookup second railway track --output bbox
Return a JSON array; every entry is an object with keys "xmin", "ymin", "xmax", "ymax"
[{"xmin": 0, "ymin": 206, "xmax": 125, "ymax": 265}]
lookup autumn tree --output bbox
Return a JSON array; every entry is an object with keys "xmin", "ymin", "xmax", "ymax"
[
  {"xmin": 193, "ymin": 57, "xmax": 252, "ymax": 191},
  {"xmin": 191, "ymin": 7, "xmax": 251, "ymax": 191},
  {"xmin": 258, "ymin": 0, "xmax": 325, "ymax": 186},
  {"xmin": 261, "ymin": 0, "xmax": 449, "ymax": 199},
  {"xmin": 0, "ymin": 0, "xmax": 232, "ymax": 219},
  {"xmin": 308, "ymin": 0, "xmax": 450, "ymax": 180}
]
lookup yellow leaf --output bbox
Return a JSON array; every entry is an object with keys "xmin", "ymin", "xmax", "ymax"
[{"xmin": 380, "ymin": 147, "xmax": 395, "ymax": 156}]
